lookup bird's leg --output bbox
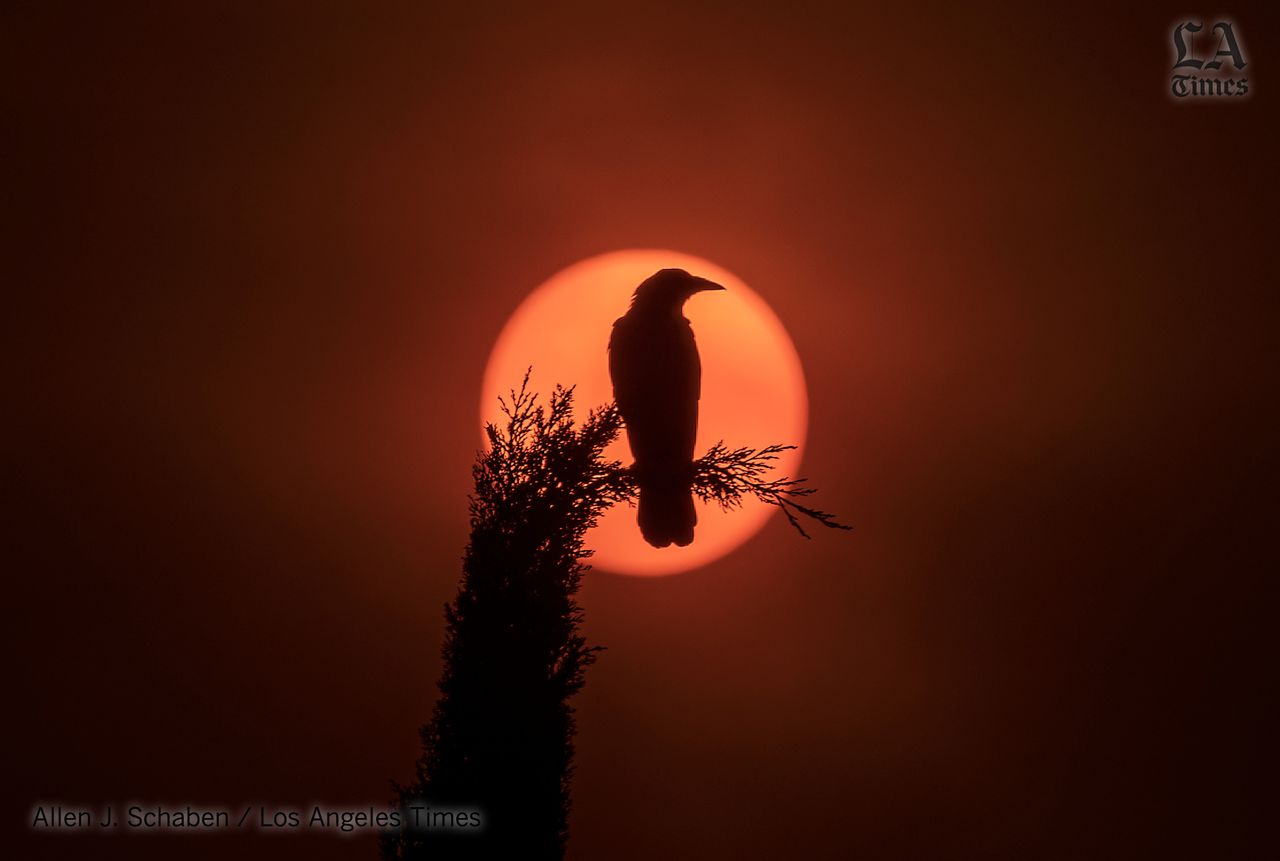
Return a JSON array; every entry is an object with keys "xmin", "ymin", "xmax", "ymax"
[{"xmin": 627, "ymin": 461, "xmax": 653, "ymax": 484}]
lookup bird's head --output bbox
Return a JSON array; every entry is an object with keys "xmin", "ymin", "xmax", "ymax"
[{"xmin": 629, "ymin": 268, "xmax": 726, "ymax": 315}]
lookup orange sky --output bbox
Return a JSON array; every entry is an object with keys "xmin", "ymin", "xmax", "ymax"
[{"xmin": 8, "ymin": 3, "xmax": 1276, "ymax": 859}]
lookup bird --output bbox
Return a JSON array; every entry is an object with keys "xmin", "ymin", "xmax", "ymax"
[{"xmin": 608, "ymin": 268, "xmax": 725, "ymax": 547}]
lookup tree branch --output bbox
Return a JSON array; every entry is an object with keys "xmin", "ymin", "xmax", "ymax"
[{"xmin": 688, "ymin": 441, "xmax": 851, "ymax": 539}]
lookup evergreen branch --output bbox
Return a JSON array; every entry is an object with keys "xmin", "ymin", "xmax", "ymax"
[
  {"xmin": 688, "ymin": 441, "xmax": 852, "ymax": 539},
  {"xmin": 387, "ymin": 376, "xmax": 846, "ymax": 860}
]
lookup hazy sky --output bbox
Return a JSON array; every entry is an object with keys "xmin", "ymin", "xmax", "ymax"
[{"xmin": 9, "ymin": 3, "xmax": 1275, "ymax": 858}]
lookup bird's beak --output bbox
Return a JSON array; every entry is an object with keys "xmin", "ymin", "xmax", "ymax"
[{"xmin": 692, "ymin": 277, "xmax": 726, "ymax": 292}]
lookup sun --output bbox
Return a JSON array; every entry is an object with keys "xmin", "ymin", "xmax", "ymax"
[{"xmin": 481, "ymin": 250, "xmax": 807, "ymax": 576}]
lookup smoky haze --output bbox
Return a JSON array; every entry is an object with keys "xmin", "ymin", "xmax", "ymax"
[{"xmin": 7, "ymin": 3, "xmax": 1275, "ymax": 859}]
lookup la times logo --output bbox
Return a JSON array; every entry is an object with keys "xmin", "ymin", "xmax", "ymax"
[{"xmin": 1170, "ymin": 20, "xmax": 1249, "ymax": 100}]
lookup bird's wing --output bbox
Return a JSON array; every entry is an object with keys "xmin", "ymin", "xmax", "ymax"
[
  {"xmin": 672, "ymin": 319, "xmax": 701, "ymax": 459},
  {"xmin": 609, "ymin": 315, "xmax": 701, "ymax": 464}
]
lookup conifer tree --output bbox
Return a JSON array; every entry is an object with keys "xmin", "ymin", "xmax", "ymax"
[{"xmin": 382, "ymin": 373, "xmax": 844, "ymax": 859}]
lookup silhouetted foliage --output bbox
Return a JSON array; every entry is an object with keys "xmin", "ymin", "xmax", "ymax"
[
  {"xmin": 692, "ymin": 442, "xmax": 851, "ymax": 538},
  {"xmin": 384, "ymin": 372, "xmax": 844, "ymax": 860}
]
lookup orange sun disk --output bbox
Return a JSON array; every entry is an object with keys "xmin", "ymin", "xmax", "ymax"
[{"xmin": 481, "ymin": 249, "xmax": 808, "ymax": 576}]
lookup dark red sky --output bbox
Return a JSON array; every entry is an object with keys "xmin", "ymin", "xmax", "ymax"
[{"xmin": 7, "ymin": 3, "xmax": 1277, "ymax": 859}]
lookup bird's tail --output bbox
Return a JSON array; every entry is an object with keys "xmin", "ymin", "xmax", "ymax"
[{"xmin": 637, "ymin": 470, "xmax": 696, "ymax": 548}]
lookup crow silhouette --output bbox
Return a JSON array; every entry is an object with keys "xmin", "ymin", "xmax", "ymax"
[{"xmin": 609, "ymin": 268, "xmax": 725, "ymax": 547}]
